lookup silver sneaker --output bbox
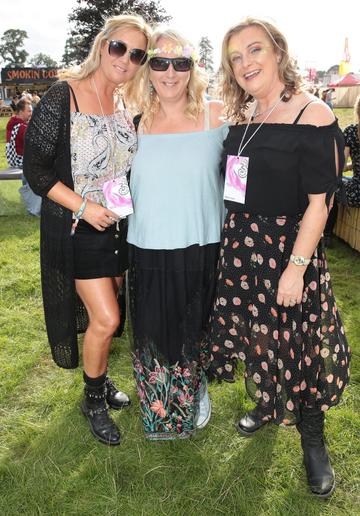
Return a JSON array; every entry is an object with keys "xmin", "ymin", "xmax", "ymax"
[{"xmin": 195, "ymin": 383, "xmax": 212, "ymax": 429}]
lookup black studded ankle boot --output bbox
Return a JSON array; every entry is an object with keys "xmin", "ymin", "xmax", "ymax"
[
  {"xmin": 297, "ymin": 407, "xmax": 335, "ymax": 498},
  {"xmin": 105, "ymin": 376, "xmax": 131, "ymax": 410},
  {"xmin": 81, "ymin": 378, "xmax": 121, "ymax": 446}
]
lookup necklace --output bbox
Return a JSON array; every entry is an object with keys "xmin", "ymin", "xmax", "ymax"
[
  {"xmin": 251, "ymin": 97, "xmax": 284, "ymax": 120},
  {"xmin": 237, "ymin": 93, "xmax": 285, "ymax": 156},
  {"xmin": 92, "ymin": 77, "xmax": 116, "ymax": 178},
  {"xmin": 91, "ymin": 77, "xmax": 115, "ymax": 117}
]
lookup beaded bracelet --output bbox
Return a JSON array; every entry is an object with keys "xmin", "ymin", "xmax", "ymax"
[{"xmin": 70, "ymin": 198, "xmax": 87, "ymax": 236}]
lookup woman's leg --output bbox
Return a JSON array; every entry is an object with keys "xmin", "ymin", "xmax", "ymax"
[
  {"xmin": 76, "ymin": 276, "xmax": 121, "ymax": 377},
  {"xmin": 76, "ymin": 276, "xmax": 123, "ymax": 445},
  {"xmin": 296, "ymin": 406, "xmax": 335, "ymax": 498}
]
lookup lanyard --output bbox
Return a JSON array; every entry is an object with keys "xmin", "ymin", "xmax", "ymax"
[{"xmin": 237, "ymin": 94, "xmax": 285, "ymax": 156}]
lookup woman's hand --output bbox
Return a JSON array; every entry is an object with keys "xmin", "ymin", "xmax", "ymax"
[
  {"xmin": 82, "ymin": 200, "xmax": 119, "ymax": 231},
  {"xmin": 276, "ymin": 264, "xmax": 305, "ymax": 307}
]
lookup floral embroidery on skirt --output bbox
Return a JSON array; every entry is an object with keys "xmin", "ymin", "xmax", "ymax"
[
  {"xmin": 133, "ymin": 354, "xmax": 203, "ymax": 440},
  {"xmin": 206, "ymin": 212, "xmax": 350, "ymax": 425}
]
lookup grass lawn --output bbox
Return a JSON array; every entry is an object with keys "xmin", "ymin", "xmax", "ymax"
[
  {"xmin": 335, "ymin": 107, "xmax": 355, "ymax": 129},
  {"xmin": 0, "ymin": 111, "xmax": 359, "ymax": 515}
]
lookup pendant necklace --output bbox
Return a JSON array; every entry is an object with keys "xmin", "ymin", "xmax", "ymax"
[
  {"xmin": 92, "ymin": 78, "xmax": 134, "ymax": 222},
  {"xmin": 237, "ymin": 93, "xmax": 285, "ymax": 157},
  {"xmin": 251, "ymin": 97, "xmax": 284, "ymax": 120},
  {"xmin": 92, "ymin": 77, "xmax": 116, "ymax": 178}
]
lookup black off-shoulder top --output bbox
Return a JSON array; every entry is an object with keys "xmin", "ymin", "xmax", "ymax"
[{"xmin": 223, "ymin": 120, "xmax": 345, "ymax": 216}]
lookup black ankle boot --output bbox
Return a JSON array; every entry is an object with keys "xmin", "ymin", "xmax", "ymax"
[
  {"xmin": 235, "ymin": 406, "xmax": 269, "ymax": 436},
  {"xmin": 105, "ymin": 376, "xmax": 131, "ymax": 410},
  {"xmin": 297, "ymin": 407, "xmax": 335, "ymax": 498},
  {"xmin": 81, "ymin": 382, "xmax": 121, "ymax": 446}
]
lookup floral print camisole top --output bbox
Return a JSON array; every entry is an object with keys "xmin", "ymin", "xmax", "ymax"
[{"xmin": 70, "ymin": 109, "xmax": 136, "ymax": 206}]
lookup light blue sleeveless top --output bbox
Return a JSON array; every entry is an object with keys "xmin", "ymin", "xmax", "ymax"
[{"xmin": 127, "ymin": 112, "xmax": 228, "ymax": 250}]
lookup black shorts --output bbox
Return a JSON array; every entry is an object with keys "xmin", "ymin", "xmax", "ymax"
[{"xmin": 73, "ymin": 219, "xmax": 128, "ymax": 279}]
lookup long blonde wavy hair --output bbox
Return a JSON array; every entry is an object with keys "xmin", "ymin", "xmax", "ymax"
[
  {"xmin": 221, "ymin": 17, "xmax": 303, "ymax": 122},
  {"xmin": 58, "ymin": 14, "xmax": 152, "ymax": 93},
  {"xmin": 127, "ymin": 29, "xmax": 208, "ymax": 128}
]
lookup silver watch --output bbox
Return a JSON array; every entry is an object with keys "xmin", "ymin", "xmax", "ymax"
[{"xmin": 290, "ymin": 254, "xmax": 311, "ymax": 266}]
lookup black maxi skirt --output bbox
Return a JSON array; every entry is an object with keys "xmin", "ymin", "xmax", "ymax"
[
  {"xmin": 206, "ymin": 212, "xmax": 350, "ymax": 425},
  {"xmin": 128, "ymin": 242, "xmax": 219, "ymax": 440}
]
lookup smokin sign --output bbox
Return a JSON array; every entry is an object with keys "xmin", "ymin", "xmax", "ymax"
[{"xmin": 1, "ymin": 67, "xmax": 59, "ymax": 84}]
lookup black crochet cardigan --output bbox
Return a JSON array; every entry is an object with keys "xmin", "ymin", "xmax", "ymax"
[{"xmin": 23, "ymin": 80, "xmax": 126, "ymax": 369}]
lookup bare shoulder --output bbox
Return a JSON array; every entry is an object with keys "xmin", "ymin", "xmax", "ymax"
[
  {"xmin": 297, "ymin": 93, "xmax": 335, "ymax": 126},
  {"xmin": 208, "ymin": 100, "xmax": 224, "ymax": 128},
  {"xmin": 67, "ymin": 79, "xmax": 84, "ymax": 92}
]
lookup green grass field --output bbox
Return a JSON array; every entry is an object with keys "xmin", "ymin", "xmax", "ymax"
[{"xmin": 0, "ymin": 111, "xmax": 359, "ymax": 515}]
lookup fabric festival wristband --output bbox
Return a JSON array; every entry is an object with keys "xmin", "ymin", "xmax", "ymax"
[
  {"xmin": 71, "ymin": 198, "xmax": 87, "ymax": 236},
  {"xmin": 74, "ymin": 198, "xmax": 87, "ymax": 219}
]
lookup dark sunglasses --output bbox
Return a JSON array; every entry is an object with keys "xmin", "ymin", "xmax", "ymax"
[
  {"xmin": 107, "ymin": 39, "xmax": 147, "ymax": 66},
  {"xmin": 149, "ymin": 57, "xmax": 193, "ymax": 72}
]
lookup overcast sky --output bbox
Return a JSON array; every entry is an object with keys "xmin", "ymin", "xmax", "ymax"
[{"xmin": 1, "ymin": 0, "xmax": 360, "ymax": 73}]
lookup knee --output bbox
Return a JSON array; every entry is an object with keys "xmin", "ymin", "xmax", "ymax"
[{"xmin": 92, "ymin": 312, "xmax": 120, "ymax": 338}]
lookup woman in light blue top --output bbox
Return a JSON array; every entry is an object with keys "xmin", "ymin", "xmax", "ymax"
[{"xmin": 127, "ymin": 29, "xmax": 228, "ymax": 440}]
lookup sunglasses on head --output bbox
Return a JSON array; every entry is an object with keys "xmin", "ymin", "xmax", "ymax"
[
  {"xmin": 149, "ymin": 57, "xmax": 194, "ymax": 72},
  {"xmin": 107, "ymin": 39, "xmax": 147, "ymax": 66}
]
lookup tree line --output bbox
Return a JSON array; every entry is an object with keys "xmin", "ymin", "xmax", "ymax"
[{"xmin": 0, "ymin": 0, "xmax": 215, "ymax": 73}]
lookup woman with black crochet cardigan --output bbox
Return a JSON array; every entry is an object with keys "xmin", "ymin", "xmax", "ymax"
[{"xmin": 23, "ymin": 15, "xmax": 151, "ymax": 446}]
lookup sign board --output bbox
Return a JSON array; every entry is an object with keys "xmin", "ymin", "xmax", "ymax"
[{"xmin": 1, "ymin": 67, "xmax": 59, "ymax": 84}]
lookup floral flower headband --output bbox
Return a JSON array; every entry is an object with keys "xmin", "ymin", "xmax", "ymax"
[{"xmin": 147, "ymin": 44, "xmax": 198, "ymax": 62}]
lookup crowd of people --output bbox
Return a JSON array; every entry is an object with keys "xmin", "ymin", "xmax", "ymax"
[
  {"xmin": 9, "ymin": 13, "xmax": 356, "ymax": 499},
  {"xmin": 9, "ymin": 90, "xmax": 41, "ymax": 111}
]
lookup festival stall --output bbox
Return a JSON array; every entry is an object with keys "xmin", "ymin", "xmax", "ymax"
[
  {"xmin": 334, "ymin": 205, "xmax": 360, "ymax": 253},
  {"xmin": 329, "ymin": 73, "xmax": 360, "ymax": 108}
]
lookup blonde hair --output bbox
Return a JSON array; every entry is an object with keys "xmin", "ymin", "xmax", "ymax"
[
  {"xmin": 220, "ymin": 17, "xmax": 303, "ymax": 122},
  {"xmin": 126, "ymin": 29, "xmax": 208, "ymax": 128},
  {"xmin": 58, "ymin": 14, "xmax": 152, "ymax": 85}
]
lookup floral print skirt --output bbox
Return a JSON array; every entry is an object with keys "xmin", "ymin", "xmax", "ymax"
[
  {"xmin": 207, "ymin": 212, "xmax": 350, "ymax": 425},
  {"xmin": 128, "ymin": 243, "xmax": 219, "ymax": 440}
]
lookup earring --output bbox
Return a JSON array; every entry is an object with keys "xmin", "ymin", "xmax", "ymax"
[{"xmin": 149, "ymin": 82, "xmax": 154, "ymax": 94}]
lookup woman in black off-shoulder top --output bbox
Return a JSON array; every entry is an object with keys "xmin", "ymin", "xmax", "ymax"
[{"xmin": 206, "ymin": 17, "xmax": 350, "ymax": 498}]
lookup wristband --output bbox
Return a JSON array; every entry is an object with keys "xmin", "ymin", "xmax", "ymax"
[
  {"xmin": 71, "ymin": 198, "xmax": 87, "ymax": 236},
  {"xmin": 74, "ymin": 198, "xmax": 87, "ymax": 219}
]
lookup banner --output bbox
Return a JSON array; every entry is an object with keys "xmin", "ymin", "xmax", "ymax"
[{"xmin": 1, "ymin": 67, "xmax": 59, "ymax": 84}]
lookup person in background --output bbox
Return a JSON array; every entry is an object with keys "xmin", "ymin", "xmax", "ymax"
[
  {"xmin": 6, "ymin": 99, "xmax": 32, "ymax": 168},
  {"xmin": 31, "ymin": 90, "xmax": 41, "ymax": 106},
  {"xmin": 325, "ymin": 88, "xmax": 335, "ymax": 110},
  {"xmin": 6, "ymin": 98, "xmax": 42, "ymax": 216},
  {"xmin": 24, "ymin": 14, "xmax": 151, "ymax": 446},
  {"xmin": 127, "ymin": 29, "xmax": 227, "ymax": 440},
  {"xmin": 207, "ymin": 17, "xmax": 350, "ymax": 498},
  {"xmin": 324, "ymin": 95, "xmax": 360, "ymax": 243},
  {"xmin": 342, "ymin": 94, "xmax": 360, "ymax": 206},
  {"xmin": 10, "ymin": 95, "xmax": 20, "ymax": 112}
]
